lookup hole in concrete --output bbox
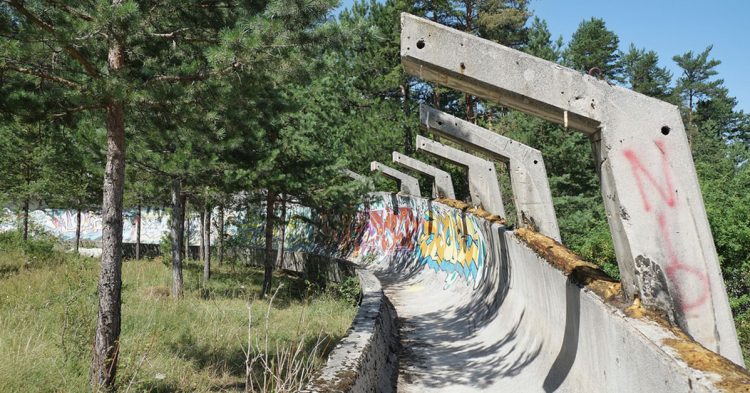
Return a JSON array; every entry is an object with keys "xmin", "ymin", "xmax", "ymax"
[
  {"xmin": 416, "ymin": 40, "xmax": 425, "ymax": 49},
  {"xmin": 533, "ymin": 160, "xmax": 538, "ymax": 165},
  {"xmin": 661, "ymin": 126, "xmax": 671, "ymax": 135},
  {"xmin": 460, "ymin": 62, "xmax": 466, "ymax": 70},
  {"xmin": 438, "ymin": 121, "xmax": 443, "ymax": 126}
]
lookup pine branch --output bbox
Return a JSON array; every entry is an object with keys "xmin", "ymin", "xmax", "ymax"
[
  {"xmin": 3, "ymin": 63, "xmax": 81, "ymax": 89},
  {"xmin": 51, "ymin": 104, "xmax": 106, "ymax": 119},
  {"xmin": 145, "ymin": 72, "xmax": 210, "ymax": 84},
  {"xmin": 44, "ymin": 0, "xmax": 94, "ymax": 22},
  {"xmin": 7, "ymin": 0, "xmax": 100, "ymax": 78}
]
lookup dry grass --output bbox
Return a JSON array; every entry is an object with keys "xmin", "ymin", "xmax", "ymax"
[{"xmin": 0, "ymin": 240, "xmax": 356, "ymax": 392}]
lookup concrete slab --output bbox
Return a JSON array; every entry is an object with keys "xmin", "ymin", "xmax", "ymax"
[
  {"xmin": 420, "ymin": 104, "xmax": 560, "ymax": 241},
  {"xmin": 392, "ymin": 151, "xmax": 455, "ymax": 199},
  {"xmin": 416, "ymin": 135, "xmax": 505, "ymax": 218},
  {"xmin": 400, "ymin": 13, "xmax": 743, "ymax": 365},
  {"xmin": 371, "ymin": 161, "xmax": 421, "ymax": 197}
]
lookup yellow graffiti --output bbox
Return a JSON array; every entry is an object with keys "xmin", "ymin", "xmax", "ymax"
[{"xmin": 416, "ymin": 209, "xmax": 485, "ymax": 286}]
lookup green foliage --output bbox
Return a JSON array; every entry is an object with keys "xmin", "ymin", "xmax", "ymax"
[
  {"xmin": 564, "ymin": 18, "xmax": 622, "ymax": 80},
  {"xmin": 334, "ymin": 275, "xmax": 362, "ymax": 306},
  {"xmin": 673, "ymin": 46, "xmax": 724, "ymax": 113},
  {"xmin": 621, "ymin": 44, "xmax": 673, "ymax": 100}
]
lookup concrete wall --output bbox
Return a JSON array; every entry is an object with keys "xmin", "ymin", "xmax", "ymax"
[
  {"xmin": 337, "ymin": 193, "xmax": 748, "ymax": 392},
  {"xmin": 302, "ymin": 268, "xmax": 399, "ymax": 393}
]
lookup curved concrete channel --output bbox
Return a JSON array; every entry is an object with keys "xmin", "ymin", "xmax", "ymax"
[{"xmin": 306, "ymin": 193, "xmax": 749, "ymax": 392}]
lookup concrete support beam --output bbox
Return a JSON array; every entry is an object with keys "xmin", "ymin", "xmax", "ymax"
[
  {"xmin": 416, "ymin": 135, "xmax": 505, "ymax": 218},
  {"xmin": 420, "ymin": 105, "xmax": 560, "ymax": 241},
  {"xmin": 370, "ymin": 161, "xmax": 421, "ymax": 197},
  {"xmin": 400, "ymin": 13, "xmax": 743, "ymax": 365},
  {"xmin": 392, "ymin": 152, "xmax": 455, "ymax": 199}
]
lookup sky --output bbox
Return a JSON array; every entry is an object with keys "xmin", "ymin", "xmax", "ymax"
[{"xmin": 335, "ymin": 0, "xmax": 750, "ymax": 112}]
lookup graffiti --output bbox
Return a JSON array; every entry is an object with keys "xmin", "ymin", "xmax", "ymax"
[
  {"xmin": 415, "ymin": 206, "xmax": 487, "ymax": 289},
  {"xmin": 2, "ymin": 194, "xmax": 491, "ymax": 290},
  {"xmin": 359, "ymin": 207, "xmax": 420, "ymax": 256},
  {"xmin": 623, "ymin": 140, "xmax": 709, "ymax": 311},
  {"xmin": 623, "ymin": 140, "xmax": 676, "ymax": 212}
]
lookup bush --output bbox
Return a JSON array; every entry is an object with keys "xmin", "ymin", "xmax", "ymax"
[{"xmin": 336, "ymin": 275, "xmax": 361, "ymax": 306}]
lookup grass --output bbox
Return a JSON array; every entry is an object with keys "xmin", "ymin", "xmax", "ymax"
[{"xmin": 0, "ymin": 232, "xmax": 358, "ymax": 392}]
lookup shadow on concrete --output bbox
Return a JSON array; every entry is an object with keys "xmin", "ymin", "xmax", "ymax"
[
  {"xmin": 542, "ymin": 277, "xmax": 582, "ymax": 392},
  {"xmin": 383, "ymin": 224, "xmax": 543, "ymax": 389}
]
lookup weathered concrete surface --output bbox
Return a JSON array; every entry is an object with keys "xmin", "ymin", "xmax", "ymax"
[
  {"xmin": 370, "ymin": 161, "xmax": 422, "ymax": 197},
  {"xmin": 416, "ymin": 135, "xmax": 506, "ymax": 218},
  {"xmin": 420, "ymin": 104, "xmax": 560, "ymax": 241},
  {"xmin": 302, "ymin": 268, "xmax": 399, "ymax": 393},
  {"xmin": 392, "ymin": 151, "xmax": 455, "ymax": 199},
  {"xmin": 401, "ymin": 13, "xmax": 743, "ymax": 365},
  {"xmin": 355, "ymin": 194, "xmax": 749, "ymax": 392}
]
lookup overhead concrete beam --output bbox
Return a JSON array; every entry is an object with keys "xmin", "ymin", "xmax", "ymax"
[
  {"xmin": 420, "ymin": 105, "xmax": 560, "ymax": 241},
  {"xmin": 392, "ymin": 152, "xmax": 455, "ymax": 199},
  {"xmin": 370, "ymin": 161, "xmax": 421, "ymax": 197},
  {"xmin": 401, "ymin": 13, "xmax": 743, "ymax": 365},
  {"xmin": 416, "ymin": 135, "xmax": 505, "ymax": 218}
]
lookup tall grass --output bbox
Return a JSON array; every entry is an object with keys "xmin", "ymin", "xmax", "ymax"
[{"xmin": 0, "ymin": 235, "xmax": 357, "ymax": 392}]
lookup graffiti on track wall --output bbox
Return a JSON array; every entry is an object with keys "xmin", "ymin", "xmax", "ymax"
[{"xmin": 2, "ymin": 193, "xmax": 490, "ymax": 290}]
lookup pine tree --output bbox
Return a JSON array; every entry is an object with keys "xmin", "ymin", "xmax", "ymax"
[
  {"xmin": 673, "ymin": 45, "xmax": 724, "ymax": 126},
  {"xmin": 564, "ymin": 18, "xmax": 622, "ymax": 81},
  {"xmin": 621, "ymin": 44, "xmax": 672, "ymax": 100}
]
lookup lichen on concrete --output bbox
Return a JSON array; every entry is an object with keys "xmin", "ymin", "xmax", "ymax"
[
  {"xmin": 514, "ymin": 227, "xmax": 621, "ymax": 299},
  {"xmin": 434, "ymin": 197, "xmax": 506, "ymax": 225}
]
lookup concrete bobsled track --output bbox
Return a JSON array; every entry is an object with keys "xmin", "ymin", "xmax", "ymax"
[{"xmin": 304, "ymin": 192, "xmax": 750, "ymax": 392}]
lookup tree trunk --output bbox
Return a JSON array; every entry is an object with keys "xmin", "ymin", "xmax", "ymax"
[
  {"xmin": 75, "ymin": 208, "xmax": 81, "ymax": 254},
  {"xmin": 184, "ymin": 199, "xmax": 190, "ymax": 260},
  {"xmin": 464, "ymin": 1, "xmax": 476, "ymax": 124},
  {"xmin": 169, "ymin": 179, "xmax": 184, "ymax": 298},
  {"xmin": 199, "ymin": 209, "xmax": 205, "ymax": 262},
  {"xmin": 135, "ymin": 204, "xmax": 141, "ymax": 260},
  {"xmin": 400, "ymin": 84, "xmax": 414, "ymax": 154},
  {"xmin": 217, "ymin": 204, "xmax": 224, "ymax": 267},
  {"xmin": 275, "ymin": 195, "xmax": 286, "ymax": 269},
  {"xmin": 91, "ymin": 16, "xmax": 126, "ymax": 389},
  {"xmin": 262, "ymin": 190, "xmax": 276, "ymax": 296},
  {"xmin": 22, "ymin": 198, "xmax": 29, "ymax": 241},
  {"xmin": 203, "ymin": 204, "xmax": 211, "ymax": 282}
]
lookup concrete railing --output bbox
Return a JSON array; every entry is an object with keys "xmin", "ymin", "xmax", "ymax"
[{"xmin": 302, "ymin": 268, "xmax": 399, "ymax": 393}]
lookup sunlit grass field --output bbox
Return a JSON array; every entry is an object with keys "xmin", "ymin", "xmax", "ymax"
[{"xmin": 0, "ymin": 233, "xmax": 357, "ymax": 392}]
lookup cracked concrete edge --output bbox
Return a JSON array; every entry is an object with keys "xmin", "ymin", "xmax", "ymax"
[{"xmin": 301, "ymin": 267, "xmax": 399, "ymax": 393}]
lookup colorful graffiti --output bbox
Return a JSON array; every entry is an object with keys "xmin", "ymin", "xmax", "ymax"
[
  {"xmin": 2, "ymin": 194, "xmax": 491, "ymax": 290},
  {"xmin": 415, "ymin": 206, "xmax": 486, "ymax": 289},
  {"xmin": 350, "ymin": 195, "xmax": 488, "ymax": 289}
]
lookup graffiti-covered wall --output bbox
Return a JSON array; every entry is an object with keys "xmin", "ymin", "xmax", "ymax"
[
  {"xmin": 348, "ymin": 194, "xmax": 488, "ymax": 289},
  {"xmin": 1, "ymin": 193, "xmax": 489, "ymax": 290}
]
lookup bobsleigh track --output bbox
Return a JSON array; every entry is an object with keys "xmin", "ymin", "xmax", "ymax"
[{"xmin": 303, "ymin": 194, "xmax": 750, "ymax": 392}]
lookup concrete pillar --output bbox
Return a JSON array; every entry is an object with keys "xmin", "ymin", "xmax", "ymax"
[
  {"xmin": 400, "ymin": 13, "xmax": 743, "ymax": 365},
  {"xmin": 370, "ymin": 161, "xmax": 421, "ymax": 197},
  {"xmin": 420, "ymin": 105, "xmax": 560, "ymax": 241},
  {"xmin": 392, "ymin": 152, "xmax": 455, "ymax": 199},
  {"xmin": 416, "ymin": 135, "xmax": 505, "ymax": 218}
]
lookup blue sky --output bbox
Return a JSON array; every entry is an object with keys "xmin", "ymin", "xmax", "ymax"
[{"xmin": 335, "ymin": 0, "xmax": 750, "ymax": 112}]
